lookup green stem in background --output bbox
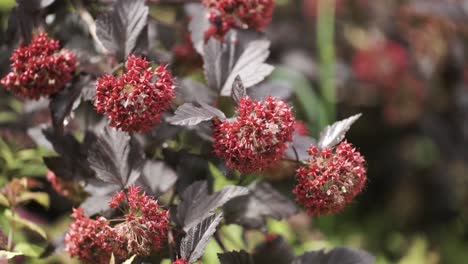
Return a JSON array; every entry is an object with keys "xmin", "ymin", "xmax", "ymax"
[{"xmin": 317, "ymin": 0, "xmax": 337, "ymax": 124}]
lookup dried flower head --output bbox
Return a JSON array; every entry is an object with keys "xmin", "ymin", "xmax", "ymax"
[
  {"xmin": 94, "ymin": 55, "xmax": 175, "ymax": 132},
  {"xmin": 1, "ymin": 33, "xmax": 77, "ymax": 99},
  {"xmin": 213, "ymin": 96, "xmax": 295, "ymax": 173},
  {"xmin": 110, "ymin": 186, "xmax": 169, "ymax": 256},
  {"xmin": 293, "ymin": 141, "xmax": 366, "ymax": 215},
  {"xmin": 65, "ymin": 187, "xmax": 169, "ymax": 263},
  {"xmin": 203, "ymin": 0, "xmax": 274, "ymax": 40}
]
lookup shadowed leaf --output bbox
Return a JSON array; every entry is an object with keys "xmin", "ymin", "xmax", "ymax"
[
  {"xmin": 96, "ymin": 0, "xmax": 148, "ymax": 61},
  {"xmin": 137, "ymin": 160, "xmax": 177, "ymax": 197},
  {"xmin": 87, "ymin": 127, "xmax": 144, "ymax": 188},
  {"xmin": 177, "ymin": 181, "xmax": 248, "ymax": 231},
  {"xmin": 292, "ymin": 247, "xmax": 375, "ymax": 264},
  {"xmin": 218, "ymin": 250, "xmax": 254, "ymax": 264},
  {"xmin": 224, "ymin": 182, "xmax": 298, "ymax": 230},
  {"xmin": 49, "ymin": 75, "xmax": 94, "ymax": 134},
  {"xmin": 252, "ymin": 235, "xmax": 294, "ymax": 264}
]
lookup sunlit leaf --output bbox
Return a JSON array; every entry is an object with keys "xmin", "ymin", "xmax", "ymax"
[
  {"xmin": 17, "ymin": 191, "xmax": 50, "ymax": 208},
  {"xmin": 13, "ymin": 243, "xmax": 43, "ymax": 257},
  {"xmin": 4, "ymin": 209, "xmax": 47, "ymax": 239},
  {"xmin": 0, "ymin": 250, "xmax": 23, "ymax": 260}
]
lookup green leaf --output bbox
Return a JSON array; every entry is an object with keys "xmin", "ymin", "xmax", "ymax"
[
  {"xmin": 0, "ymin": 250, "xmax": 23, "ymax": 259},
  {"xmin": 17, "ymin": 192, "xmax": 50, "ymax": 208},
  {"xmin": 4, "ymin": 209, "xmax": 47, "ymax": 239},
  {"xmin": 122, "ymin": 255, "xmax": 137, "ymax": 264},
  {"xmin": 13, "ymin": 242, "xmax": 44, "ymax": 257},
  {"xmin": 0, "ymin": 194, "xmax": 9, "ymax": 207},
  {"xmin": 209, "ymin": 162, "xmax": 236, "ymax": 192}
]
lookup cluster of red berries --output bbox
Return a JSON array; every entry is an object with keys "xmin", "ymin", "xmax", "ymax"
[
  {"xmin": 293, "ymin": 141, "xmax": 367, "ymax": 215},
  {"xmin": 65, "ymin": 186, "xmax": 169, "ymax": 263},
  {"xmin": 213, "ymin": 96, "xmax": 295, "ymax": 173},
  {"xmin": 202, "ymin": 0, "xmax": 275, "ymax": 40},
  {"xmin": 94, "ymin": 55, "xmax": 175, "ymax": 132},
  {"xmin": 1, "ymin": 33, "xmax": 77, "ymax": 99}
]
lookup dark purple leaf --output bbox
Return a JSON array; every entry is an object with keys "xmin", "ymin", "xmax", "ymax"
[
  {"xmin": 80, "ymin": 179, "xmax": 120, "ymax": 216},
  {"xmin": 220, "ymin": 35, "xmax": 273, "ymax": 96},
  {"xmin": 87, "ymin": 126, "xmax": 144, "ymax": 188},
  {"xmin": 318, "ymin": 114, "xmax": 361, "ymax": 149},
  {"xmin": 231, "ymin": 75, "xmax": 246, "ymax": 104},
  {"xmin": 49, "ymin": 75, "xmax": 94, "ymax": 134},
  {"xmin": 166, "ymin": 151, "xmax": 211, "ymax": 195},
  {"xmin": 218, "ymin": 250, "xmax": 254, "ymax": 264},
  {"xmin": 202, "ymin": 30, "xmax": 273, "ymax": 96},
  {"xmin": 177, "ymin": 181, "xmax": 248, "ymax": 231},
  {"xmin": 186, "ymin": 3, "xmax": 210, "ymax": 55},
  {"xmin": 252, "ymin": 235, "xmax": 294, "ymax": 264},
  {"xmin": 136, "ymin": 160, "xmax": 177, "ymax": 197},
  {"xmin": 42, "ymin": 129, "xmax": 95, "ymax": 181},
  {"xmin": 180, "ymin": 213, "xmax": 224, "ymax": 263},
  {"xmin": 223, "ymin": 182, "xmax": 298, "ymax": 230},
  {"xmin": 284, "ymin": 134, "xmax": 317, "ymax": 161},
  {"xmin": 178, "ymin": 78, "xmax": 216, "ymax": 104},
  {"xmin": 96, "ymin": 0, "xmax": 148, "ymax": 61},
  {"xmin": 291, "ymin": 247, "xmax": 375, "ymax": 264},
  {"xmin": 168, "ymin": 103, "xmax": 226, "ymax": 126},
  {"xmin": 247, "ymin": 81, "xmax": 293, "ymax": 101}
]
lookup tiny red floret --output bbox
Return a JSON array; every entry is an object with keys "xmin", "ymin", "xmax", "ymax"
[
  {"xmin": 94, "ymin": 55, "xmax": 175, "ymax": 132},
  {"xmin": 1, "ymin": 33, "xmax": 77, "ymax": 99},
  {"xmin": 293, "ymin": 141, "xmax": 367, "ymax": 215},
  {"xmin": 213, "ymin": 96, "xmax": 295, "ymax": 173},
  {"xmin": 203, "ymin": 0, "xmax": 275, "ymax": 40}
]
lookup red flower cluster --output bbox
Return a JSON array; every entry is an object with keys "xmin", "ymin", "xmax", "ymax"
[
  {"xmin": 94, "ymin": 55, "xmax": 175, "ymax": 132},
  {"xmin": 203, "ymin": 0, "xmax": 274, "ymax": 40},
  {"xmin": 110, "ymin": 186, "xmax": 169, "ymax": 256},
  {"xmin": 1, "ymin": 33, "xmax": 76, "ymax": 99},
  {"xmin": 213, "ymin": 96, "xmax": 295, "ymax": 173},
  {"xmin": 293, "ymin": 141, "xmax": 366, "ymax": 215},
  {"xmin": 65, "ymin": 208, "xmax": 121, "ymax": 264},
  {"xmin": 352, "ymin": 41, "xmax": 408, "ymax": 87},
  {"xmin": 65, "ymin": 186, "xmax": 169, "ymax": 263},
  {"xmin": 172, "ymin": 259, "xmax": 190, "ymax": 264}
]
